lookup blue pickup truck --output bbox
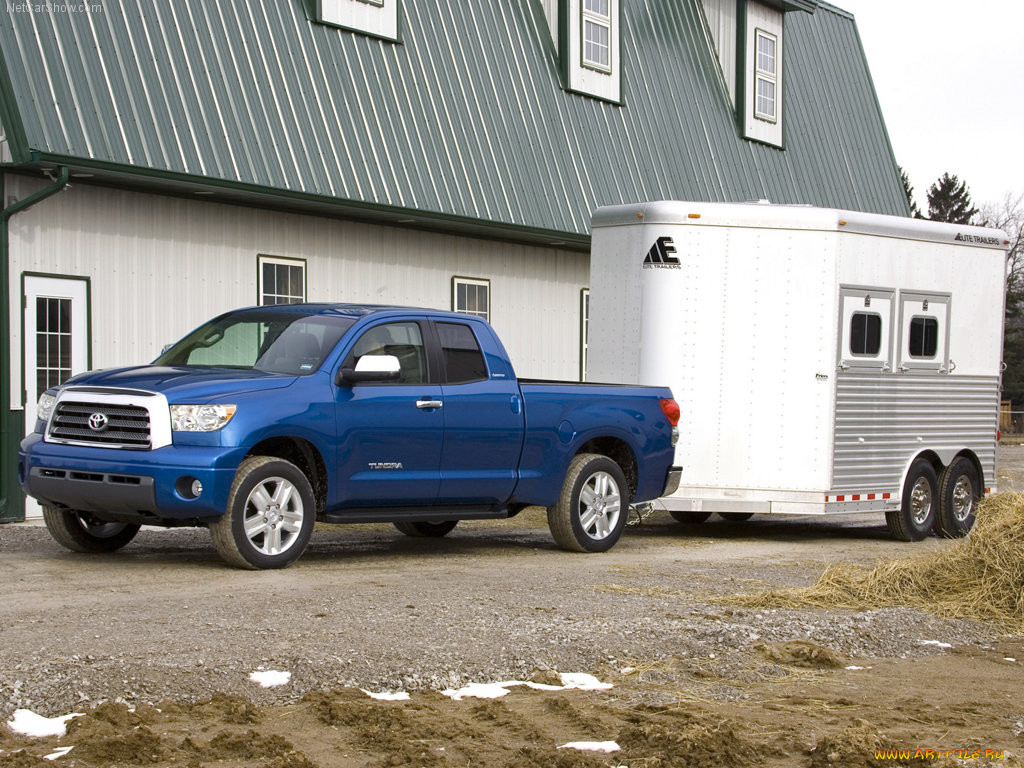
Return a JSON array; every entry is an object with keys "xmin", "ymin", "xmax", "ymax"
[{"xmin": 19, "ymin": 304, "xmax": 680, "ymax": 569}]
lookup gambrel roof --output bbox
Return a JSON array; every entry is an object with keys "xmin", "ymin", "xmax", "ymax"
[{"xmin": 0, "ymin": 0, "xmax": 908, "ymax": 247}]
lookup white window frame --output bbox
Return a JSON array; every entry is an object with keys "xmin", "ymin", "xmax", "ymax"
[
  {"xmin": 452, "ymin": 276, "xmax": 490, "ymax": 322},
  {"xmin": 580, "ymin": 288, "xmax": 590, "ymax": 381},
  {"xmin": 754, "ymin": 29, "xmax": 778, "ymax": 122},
  {"xmin": 258, "ymin": 255, "xmax": 307, "ymax": 306},
  {"xmin": 581, "ymin": 0, "xmax": 612, "ymax": 73}
]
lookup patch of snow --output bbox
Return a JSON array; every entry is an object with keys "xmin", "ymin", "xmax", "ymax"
[
  {"xmin": 845, "ymin": 666, "xmax": 866, "ymax": 670},
  {"xmin": 44, "ymin": 746, "xmax": 75, "ymax": 761},
  {"xmin": 249, "ymin": 670, "xmax": 291, "ymax": 688},
  {"xmin": 361, "ymin": 689, "xmax": 411, "ymax": 701},
  {"xmin": 918, "ymin": 640, "xmax": 952, "ymax": 648},
  {"xmin": 7, "ymin": 710, "xmax": 83, "ymax": 738},
  {"xmin": 441, "ymin": 673, "xmax": 614, "ymax": 701},
  {"xmin": 442, "ymin": 682, "xmax": 515, "ymax": 701},
  {"xmin": 1004, "ymin": 657, "xmax": 1017, "ymax": 663},
  {"xmin": 559, "ymin": 673, "xmax": 613, "ymax": 690},
  {"xmin": 558, "ymin": 741, "xmax": 621, "ymax": 753}
]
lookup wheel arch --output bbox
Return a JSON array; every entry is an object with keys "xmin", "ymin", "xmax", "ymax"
[
  {"xmin": 575, "ymin": 436, "xmax": 638, "ymax": 498},
  {"xmin": 898, "ymin": 450, "xmax": 943, "ymax": 499},
  {"xmin": 245, "ymin": 437, "xmax": 327, "ymax": 514},
  {"xmin": 948, "ymin": 449, "xmax": 985, "ymax": 491}
]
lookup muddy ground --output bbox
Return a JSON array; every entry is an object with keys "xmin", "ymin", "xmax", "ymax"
[{"xmin": 2, "ymin": 448, "xmax": 1024, "ymax": 767}]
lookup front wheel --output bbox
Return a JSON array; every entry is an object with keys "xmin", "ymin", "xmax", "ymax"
[
  {"xmin": 934, "ymin": 457, "xmax": 980, "ymax": 538},
  {"xmin": 547, "ymin": 453, "xmax": 629, "ymax": 553},
  {"xmin": 393, "ymin": 520, "xmax": 458, "ymax": 538},
  {"xmin": 210, "ymin": 456, "xmax": 315, "ymax": 570},
  {"xmin": 42, "ymin": 506, "xmax": 140, "ymax": 553}
]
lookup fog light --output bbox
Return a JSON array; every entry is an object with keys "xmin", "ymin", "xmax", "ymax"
[{"xmin": 175, "ymin": 476, "xmax": 203, "ymax": 500}]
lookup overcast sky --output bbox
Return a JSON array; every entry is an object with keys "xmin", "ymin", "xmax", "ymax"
[{"xmin": 833, "ymin": 1, "xmax": 1024, "ymax": 213}]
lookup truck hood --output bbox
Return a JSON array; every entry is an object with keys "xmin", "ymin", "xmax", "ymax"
[{"xmin": 61, "ymin": 366, "xmax": 297, "ymax": 402}]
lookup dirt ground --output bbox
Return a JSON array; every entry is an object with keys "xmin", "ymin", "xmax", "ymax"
[{"xmin": 2, "ymin": 447, "xmax": 1024, "ymax": 767}]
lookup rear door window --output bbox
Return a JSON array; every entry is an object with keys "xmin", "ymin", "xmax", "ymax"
[{"xmin": 436, "ymin": 322, "xmax": 488, "ymax": 384}]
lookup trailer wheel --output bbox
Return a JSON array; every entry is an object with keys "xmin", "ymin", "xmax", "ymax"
[
  {"xmin": 719, "ymin": 513, "xmax": 754, "ymax": 522},
  {"xmin": 886, "ymin": 459, "xmax": 938, "ymax": 541},
  {"xmin": 393, "ymin": 520, "xmax": 459, "ymax": 538},
  {"xmin": 210, "ymin": 456, "xmax": 315, "ymax": 570},
  {"xmin": 547, "ymin": 453, "xmax": 629, "ymax": 553},
  {"xmin": 669, "ymin": 511, "xmax": 711, "ymax": 524},
  {"xmin": 42, "ymin": 506, "xmax": 140, "ymax": 553},
  {"xmin": 934, "ymin": 457, "xmax": 979, "ymax": 538}
]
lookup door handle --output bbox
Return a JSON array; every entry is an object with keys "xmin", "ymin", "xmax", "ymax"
[{"xmin": 416, "ymin": 399, "xmax": 443, "ymax": 410}]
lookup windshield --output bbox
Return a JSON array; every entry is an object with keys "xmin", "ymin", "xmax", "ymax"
[{"xmin": 154, "ymin": 311, "xmax": 356, "ymax": 375}]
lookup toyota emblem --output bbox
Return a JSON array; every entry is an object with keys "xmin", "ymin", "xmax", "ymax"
[{"xmin": 88, "ymin": 412, "xmax": 109, "ymax": 432}]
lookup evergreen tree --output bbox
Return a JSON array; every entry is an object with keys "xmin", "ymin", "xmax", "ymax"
[
  {"xmin": 899, "ymin": 166, "xmax": 922, "ymax": 218},
  {"xmin": 927, "ymin": 172, "xmax": 978, "ymax": 224}
]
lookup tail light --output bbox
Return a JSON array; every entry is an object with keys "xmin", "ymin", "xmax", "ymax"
[{"xmin": 660, "ymin": 398, "xmax": 680, "ymax": 426}]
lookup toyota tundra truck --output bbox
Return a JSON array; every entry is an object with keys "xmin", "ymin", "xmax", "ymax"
[{"xmin": 19, "ymin": 304, "xmax": 681, "ymax": 569}]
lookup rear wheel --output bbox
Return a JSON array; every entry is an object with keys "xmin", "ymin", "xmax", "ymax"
[
  {"xmin": 393, "ymin": 520, "xmax": 458, "ymax": 538},
  {"xmin": 934, "ymin": 457, "xmax": 980, "ymax": 538},
  {"xmin": 210, "ymin": 456, "xmax": 315, "ymax": 569},
  {"xmin": 719, "ymin": 513, "xmax": 754, "ymax": 522},
  {"xmin": 547, "ymin": 453, "xmax": 629, "ymax": 553},
  {"xmin": 42, "ymin": 506, "xmax": 140, "ymax": 553},
  {"xmin": 886, "ymin": 458, "xmax": 938, "ymax": 541},
  {"xmin": 669, "ymin": 511, "xmax": 711, "ymax": 524}
]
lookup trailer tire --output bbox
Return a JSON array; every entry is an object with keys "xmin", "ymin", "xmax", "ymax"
[
  {"xmin": 887, "ymin": 459, "xmax": 938, "ymax": 541},
  {"xmin": 210, "ymin": 456, "xmax": 315, "ymax": 570},
  {"xmin": 547, "ymin": 453, "xmax": 629, "ymax": 553},
  {"xmin": 669, "ymin": 511, "xmax": 712, "ymax": 524},
  {"xmin": 42, "ymin": 506, "xmax": 140, "ymax": 553},
  {"xmin": 934, "ymin": 457, "xmax": 980, "ymax": 538},
  {"xmin": 719, "ymin": 513, "xmax": 754, "ymax": 522},
  {"xmin": 393, "ymin": 520, "xmax": 458, "ymax": 538}
]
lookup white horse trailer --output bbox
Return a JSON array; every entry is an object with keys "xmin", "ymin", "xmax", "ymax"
[{"xmin": 587, "ymin": 201, "xmax": 1009, "ymax": 540}]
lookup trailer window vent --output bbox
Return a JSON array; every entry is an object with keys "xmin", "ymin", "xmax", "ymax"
[{"xmin": 850, "ymin": 312, "xmax": 882, "ymax": 357}]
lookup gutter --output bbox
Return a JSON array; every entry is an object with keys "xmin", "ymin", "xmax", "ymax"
[{"xmin": 0, "ymin": 166, "xmax": 70, "ymax": 521}]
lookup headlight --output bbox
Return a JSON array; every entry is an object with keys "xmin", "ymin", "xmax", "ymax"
[
  {"xmin": 170, "ymin": 404, "xmax": 237, "ymax": 432},
  {"xmin": 37, "ymin": 392, "xmax": 57, "ymax": 423}
]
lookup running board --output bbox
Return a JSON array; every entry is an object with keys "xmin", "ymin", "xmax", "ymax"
[{"xmin": 321, "ymin": 505, "xmax": 511, "ymax": 525}]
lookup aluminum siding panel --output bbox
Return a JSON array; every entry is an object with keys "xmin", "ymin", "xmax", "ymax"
[
  {"xmin": 0, "ymin": 0, "xmax": 909, "ymax": 237},
  {"xmin": 832, "ymin": 372, "xmax": 1000, "ymax": 494}
]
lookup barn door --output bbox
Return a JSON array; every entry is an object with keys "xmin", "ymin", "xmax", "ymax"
[{"xmin": 22, "ymin": 276, "xmax": 90, "ymax": 517}]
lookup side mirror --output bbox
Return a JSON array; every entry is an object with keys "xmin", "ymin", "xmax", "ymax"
[{"xmin": 338, "ymin": 354, "xmax": 401, "ymax": 384}]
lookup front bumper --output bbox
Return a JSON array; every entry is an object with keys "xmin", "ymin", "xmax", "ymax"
[{"xmin": 19, "ymin": 433, "xmax": 245, "ymax": 522}]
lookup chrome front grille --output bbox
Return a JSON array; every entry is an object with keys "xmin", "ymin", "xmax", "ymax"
[{"xmin": 50, "ymin": 401, "xmax": 152, "ymax": 448}]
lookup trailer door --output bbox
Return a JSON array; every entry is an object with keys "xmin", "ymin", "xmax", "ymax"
[{"xmin": 838, "ymin": 287, "xmax": 895, "ymax": 372}]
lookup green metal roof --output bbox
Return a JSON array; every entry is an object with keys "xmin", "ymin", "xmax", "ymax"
[{"xmin": 0, "ymin": 0, "xmax": 908, "ymax": 243}]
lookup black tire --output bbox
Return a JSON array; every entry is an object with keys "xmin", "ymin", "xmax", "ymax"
[
  {"xmin": 393, "ymin": 520, "xmax": 458, "ymax": 537},
  {"xmin": 669, "ymin": 510, "xmax": 712, "ymax": 524},
  {"xmin": 934, "ymin": 457, "xmax": 980, "ymax": 538},
  {"xmin": 886, "ymin": 458, "xmax": 938, "ymax": 541},
  {"xmin": 719, "ymin": 513, "xmax": 754, "ymax": 522},
  {"xmin": 42, "ymin": 506, "xmax": 140, "ymax": 553},
  {"xmin": 210, "ymin": 456, "xmax": 316, "ymax": 570},
  {"xmin": 547, "ymin": 453, "xmax": 629, "ymax": 553}
]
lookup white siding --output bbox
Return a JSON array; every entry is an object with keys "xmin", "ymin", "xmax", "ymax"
[
  {"xmin": 541, "ymin": 0, "xmax": 558, "ymax": 49},
  {"xmin": 699, "ymin": 0, "xmax": 737, "ymax": 106},
  {"xmin": 6, "ymin": 177, "xmax": 588, "ymax": 413}
]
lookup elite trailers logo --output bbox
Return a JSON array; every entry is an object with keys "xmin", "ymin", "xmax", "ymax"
[
  {"xmin": 954, "ymin": 233, "xmax": 1002, "ymax": 246},
  {"xmin": 642, "ymin": 236, "xmax": 681, "ymax": 269}
]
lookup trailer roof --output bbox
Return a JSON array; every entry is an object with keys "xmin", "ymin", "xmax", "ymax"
[{"xmin": 592, "ymin": 201, "xmax": 1009, "ymax": 251}]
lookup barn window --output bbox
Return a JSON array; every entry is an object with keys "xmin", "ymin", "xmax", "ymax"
[
  {"xmin": 452, "ymin": 277, "xmax": 490, "ymax": 322},
  {"xmin": 754, "ymin": 30, "xmax": 777, "ymax": 122},
  {"xmin": 259, "ymin": 256, "xmax": 306, "ymax": 305}
]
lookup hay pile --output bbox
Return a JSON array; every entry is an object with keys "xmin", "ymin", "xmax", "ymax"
[{"xmin": 741, "ymin": 493, "xmax": 1024, "ymax": 631}]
